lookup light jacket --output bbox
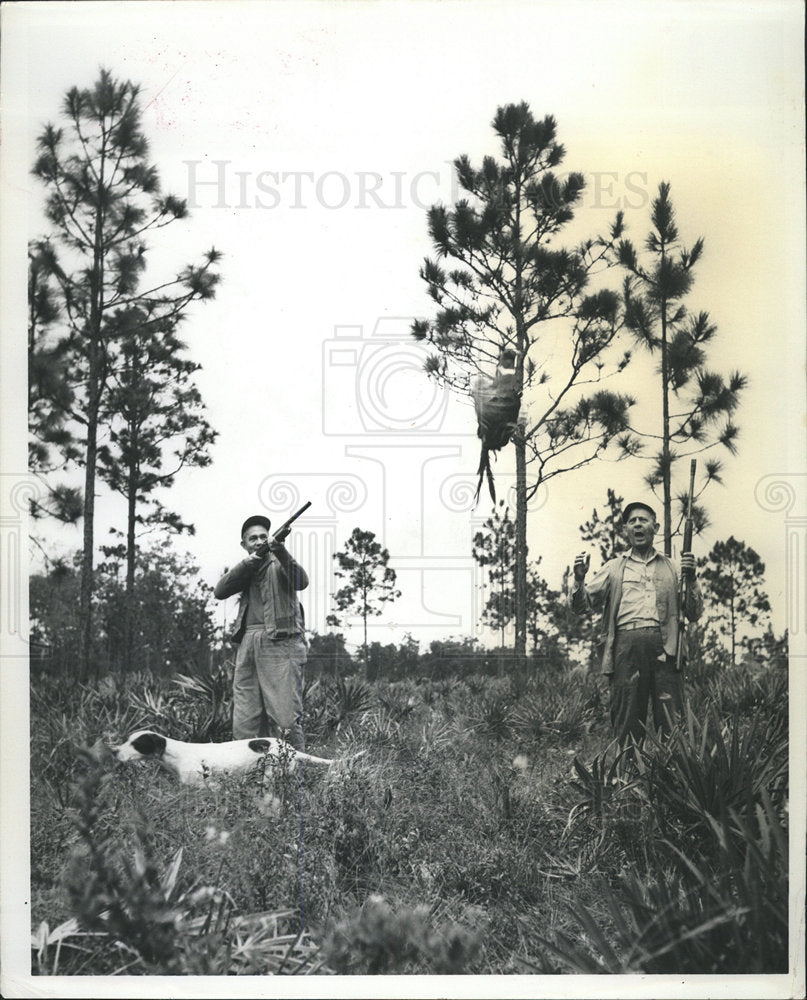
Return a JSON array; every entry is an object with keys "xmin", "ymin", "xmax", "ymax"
[
  {"xmin": 214, "ymin": 552, "xmax": 308, "ymax": 645},
  {"xmin": 570, "ymin": 551, "xmax": 703, "ymax": 676}
]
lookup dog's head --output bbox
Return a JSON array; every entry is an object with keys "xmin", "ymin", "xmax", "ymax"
[{"xmin": 112, "ymin": 730, "xmax": 168, "ymax": 763}]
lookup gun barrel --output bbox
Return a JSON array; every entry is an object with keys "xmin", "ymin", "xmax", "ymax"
[
  {"xmin": 682, "ymin": 461, "xmax": 696, "ymax": 550},
  {"xmin": 272, "ymin": 501, "xmax": 312, "ymax": 539}
]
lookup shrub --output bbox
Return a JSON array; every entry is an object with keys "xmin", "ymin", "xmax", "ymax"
[
  {"xmin": 565, "ymin": 743, "xmax": 639, "ymax": 831},
  {"xmin": 474, "ymin": 695, "xmax": 512, "ymax": 741},
  {"xmin": 170, "ymin": 661, "xmax": 234, "ymax": 742},
  {"xmin": 532, "ymin": 788, "xmax": 788, "ymax": 974},
  {"xmin": 377, "ymin": 685, "xmax": 417, "ymax": 723},
  {"xmin": 637, "ymin": 704, "xmax": 788, "ymax": 850},
  {"xmin": 321, "ymin": 895, "xmax": 483, "ymax": 974},
  {"xmin": 53, "ymin": 764, "xmax": 333, "ymax": 975},
  {"xmin": 513, "ymin": 685, "xmax": 596, "ymax": 743}
]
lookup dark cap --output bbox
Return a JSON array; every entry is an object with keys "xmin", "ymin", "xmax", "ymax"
[
  {"xmin": 622, "ymin": 501, "xmax": 657, "ymax": 524},
  {"xmin": 240, "ymin": 514, "xmax": 271, "ymax": 537}
]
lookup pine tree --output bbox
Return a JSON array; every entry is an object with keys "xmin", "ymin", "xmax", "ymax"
[
  {"xmin": 524, "ymin": 562, "xmax": 563, "ymax": 657},
  {"xmin": 472, "ymin": 502, "xmax": 516, "ymax": 648},
  {"xmin": 29, "ymin": 69, "xmax": 221, "ymax": 678},
  {"xmin": 412, "ymin": 102, "xmax": 633, "ymax": 664},
  {"xmin": 326, "ymin": 528, "xmax": 401, "ymax": 671},
  {"xmin": 616, "ymin": 182, "xmax": 746, "ymax": 554},
  {"xmin": 97, "ymin": 305, "xmax": 217, "ymax": 670},
  {"xmin": 28, "ymin": 245, "xmax": 83, "ymax": 523},
  {"xmin": 472, "ymin": 503, "xmax": 568, "ymax": 660},
  {"xmin": 697, "ymin": 536, "xmax": 772, "ymax": 668}
]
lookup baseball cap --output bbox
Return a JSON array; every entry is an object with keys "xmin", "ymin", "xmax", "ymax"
[
  {"xmin": 240, "ymin": 514, "xmax": 272, "ymax": 537},
  {"xmin": 622, "ymin": 501, "xmax": 656, "ymax": 523}
]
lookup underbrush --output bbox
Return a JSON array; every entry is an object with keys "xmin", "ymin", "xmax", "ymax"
[{"xmin": 30, "ymin": 659, "xmax": 789, "ymax": 976}]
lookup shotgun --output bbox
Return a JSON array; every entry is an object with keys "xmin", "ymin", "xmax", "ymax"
[
  {"xmin": 675, "ymin": 460, "xmax": 697, "ymax": 673},
  {"xmin": 255, "ymin": 501, "xmax": 311, "ymax": 556}
]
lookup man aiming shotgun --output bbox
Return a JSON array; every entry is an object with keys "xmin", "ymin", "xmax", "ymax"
[
  {"xmin": 569, "ymin": 486, "xmax": 702, "ymax": 745},
  {"xmin": 214, "ymin": 503, "xmax": 311, "ymax": 749}
]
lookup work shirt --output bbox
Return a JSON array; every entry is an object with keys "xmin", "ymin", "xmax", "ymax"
[
  {"xmin": 571, "ymin": 548, "xmax": 702, "ymax": 674},
  {"xmin": 616, "ymin": 550, "xmax": 664, "ymax": 628},
  {"xmin": 245, "ymin": 578, "xmax": 265, "ymax": 627}
]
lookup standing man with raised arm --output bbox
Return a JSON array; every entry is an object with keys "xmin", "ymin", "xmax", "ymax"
[
  {"xmin": 215, "ymin": 514, "xmax": 309, "ymax": 750},
  {"xmin": 570, "ymin": 501, "xmax": 702, "ymax": 745}
]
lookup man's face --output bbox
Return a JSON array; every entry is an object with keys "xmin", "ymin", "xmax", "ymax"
[
  {"xmin": 623, "ymin": 509, "xmax": 658, "ymax": 550},
  {"xmin": 241, "ymin": 525, "xmax": 269, "ymax": 555}
]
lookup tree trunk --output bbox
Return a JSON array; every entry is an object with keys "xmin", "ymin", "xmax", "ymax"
[
  {"xmin": 363, "ymin": 612, "xmax": 368, "ymax": 673},
  {"xmin": 361, "ymin": 578, "xmax": 369, "ymax": 676},
  {"xmin": 79, "ymin": 156, "xmax": 107, "ymax": 681},
  {"xmin": 660, "ymin": 300, "xmax": 672, "ymax": 557},
  {"xmin": 514, "ymin": 431, "xmax": 528, "ymax": 668},
  {"xmin": 78, "ymin": 400, "xmax": 97, "ymax": 682},
  {"xmin": 729, "ymin": 594, "xmax": 736, "ymax": 668},
  {"xmin": 78, "ymin": 348, "xmax": 102, "ymax": 681},
  {"xmin": 124, "ymin": 455, "xmax": 138, "ymax": 674},
  {"xmin": 499, "ymin": 574, "xmax": 505, "ymax": 674},
  {"xmin": 512, "ymin": 171, "xmax": 529, "ymax": 671}
]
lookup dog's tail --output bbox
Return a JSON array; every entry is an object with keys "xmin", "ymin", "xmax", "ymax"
[
  {"xmin": 296, "ymin": 748, "xmax": 368, "ymax": 768},
  {"xmin": 295, "ymin": 750, "xmax": 336, "ymax": 766},
  {"xmin": 329, "ymin": 749, "xmax": 368, "ymax": 768}
]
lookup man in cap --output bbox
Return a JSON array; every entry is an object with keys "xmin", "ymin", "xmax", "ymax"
[
  {"xmin": 214, "ymin": 514, "xmax": 309, "ymax": 749},
  {"xmin": 569, "ymin": 500, "xmax": 702, "ymax": 744}
]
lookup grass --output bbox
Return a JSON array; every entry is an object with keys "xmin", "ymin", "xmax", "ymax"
[{"xmin": 29, "ymin": 657, "xmax": 790, "ymax": 975}]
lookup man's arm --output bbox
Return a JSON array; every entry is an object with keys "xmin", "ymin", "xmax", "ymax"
[
  {"xmin": 569, "ymin": 553, "xmax": 611, "ymax": 614},
  {"xmin": 269, "ymin": 542, "xmax": 309, "ymax": 591},
  {"xmin": 214, "ymin": 556, "xmax": 259, "ymax": 600}
]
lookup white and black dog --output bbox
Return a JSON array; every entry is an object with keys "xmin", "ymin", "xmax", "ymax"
[{"xmin": 111, "ymin": 730, "xmax": 355, "ymax": 786}]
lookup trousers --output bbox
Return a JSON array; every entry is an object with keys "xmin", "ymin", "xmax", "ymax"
[
  {"xmin": 610, "ymin": 627, "xmax": 684, "ymax": 744},
  {"xmin": 232, "ymin": 629, "xmax": 306, "ymax": 750}
]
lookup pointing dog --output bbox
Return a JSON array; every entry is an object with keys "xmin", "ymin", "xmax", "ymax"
[{"xmin": 111, "ymin": 730, "xmax": 359, "ymax": 786}]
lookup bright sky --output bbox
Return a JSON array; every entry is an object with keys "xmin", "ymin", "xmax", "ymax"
[{"xmin": 2, "ymin": 0, "xmax": 804, "ymax": 654}]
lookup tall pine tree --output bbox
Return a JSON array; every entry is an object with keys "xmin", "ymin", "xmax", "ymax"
[
  {"xmin": 616, "ymin": 182, "xmax": 746, "ymax": 554},
  {"xmin": 697, "ymin": 536, "xmax": 772, "ymax": 668},
  {"xmin": 29, "ymin": 69, "xmax": 221, "ymax": 678},
  {"xmin": 97, "ymin": 305, "xmax": 217, "ymax": 671},
  {"xmin": 413, "ymin": 103, "xmax": 633, "ymax": 663},
  {"xmin": 326, "ymin": 528, "xmax": 401, "ymax": 670}
]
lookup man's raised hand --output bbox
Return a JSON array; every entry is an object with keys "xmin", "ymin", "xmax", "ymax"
[{"xmin": 573, "ymin": 553, "xmax": 591, "ymax": 582}]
